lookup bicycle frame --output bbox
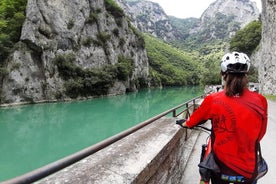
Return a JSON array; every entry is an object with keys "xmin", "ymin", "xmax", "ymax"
[
  {"xmin": 189, "ymin": 125, "xmax": 213, "ymax": 184},
  {"xmin": 175, "ymin": 119, "xmax": 212, "ymax": 184},
  {"xmin": 199, "ymin": 134, "xmax": 212, "ymax": 184}
]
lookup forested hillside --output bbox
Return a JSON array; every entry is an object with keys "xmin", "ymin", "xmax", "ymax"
[
  {"xmin": 229, "ymin": 20, "xmax": 262, "ymax": 57},
  {"xmin": 144, "ymin": 34, "xmax": 204, "ymax": 86},
  {"xmin": 229, "ymin": 20, "xmax": 261, "ymax": 83}
]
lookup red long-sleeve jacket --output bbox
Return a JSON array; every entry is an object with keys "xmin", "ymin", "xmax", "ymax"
[{"xmin": 186, "ymin": 88, "xmax": 268, "ymax": 179}]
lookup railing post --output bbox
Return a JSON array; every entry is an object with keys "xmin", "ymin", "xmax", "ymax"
[
  {"xmin": 173, "ymin": 109, "xmax": 176, "ymax": 117},
  {"xmin": 185, "ymin": 103, "xmax": 190, "ymax": 119},
  {"xmin": 193, "ymin": 99, "xmax": 196, "ymax": 112}
]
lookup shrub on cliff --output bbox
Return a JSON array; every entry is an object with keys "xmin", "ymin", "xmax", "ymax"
[
  {"xmin": 54, "ymin": 53, "xmax": 138, "ymax": 98},
  {"xmin": 104, "ymin": 0, "xmax": 125, "ymax": 18}
]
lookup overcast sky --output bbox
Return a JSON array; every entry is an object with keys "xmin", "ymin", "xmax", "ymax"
[{"xmin": 149, "ymin": 0, "xmax": 262, "ymax": 19}]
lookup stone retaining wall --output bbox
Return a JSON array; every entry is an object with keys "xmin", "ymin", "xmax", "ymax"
[{"xmin": 36, "ymin": 117, "xmax": 201, "ymax": 184}]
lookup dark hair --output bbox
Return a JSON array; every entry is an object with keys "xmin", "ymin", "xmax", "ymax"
[{"xmin": 223, "ymin": 72, "xmax": 247, "ymax": 96}]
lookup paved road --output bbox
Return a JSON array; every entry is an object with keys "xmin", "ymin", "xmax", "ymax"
[
  {"xmin": 259, "ymin": 100, "xmax": 276, "ymax": 183},
  {"xmin": 182, "ymin": 100, "xmax": 276, "ymax": 184}
]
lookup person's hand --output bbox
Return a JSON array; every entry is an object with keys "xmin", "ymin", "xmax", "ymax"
[{"xmin": 176, "ymin": 119, "xmax": 187, "ymax": 128}]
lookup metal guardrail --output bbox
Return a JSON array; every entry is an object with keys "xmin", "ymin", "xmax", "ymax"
[{"xmin": 2, "ymin": 94, "xmax": 207, "ymax": 184}]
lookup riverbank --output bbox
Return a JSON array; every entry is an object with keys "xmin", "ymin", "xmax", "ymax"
[
  {"xmin": 0, "ymin": 86, "xmax": 176, "ymax": 108},
  {"xmin": 0, "ymin": 93, "xmax": 121, "ymax": 107}
]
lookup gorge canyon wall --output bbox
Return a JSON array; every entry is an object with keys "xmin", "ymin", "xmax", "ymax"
[{"xmin": 259, "ymin": 0, "xmax": 276, "ymax": 95}]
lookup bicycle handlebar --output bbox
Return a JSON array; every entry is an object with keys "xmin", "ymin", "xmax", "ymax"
[{"xmin": 175, "ymin": 119, "xmax": 211, "ymax": 132}]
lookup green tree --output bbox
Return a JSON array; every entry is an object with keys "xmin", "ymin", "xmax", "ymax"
[
  {"xmin": 0, "ymin": 0, "xmax": 27, "ymax": 61},
  {"xmin": 200, "ymin": 61, "xmax": 220, "ymax": 85},
  {"xmin": 229, "ymin": 20, "xmax": 262, "ymax": 56}
]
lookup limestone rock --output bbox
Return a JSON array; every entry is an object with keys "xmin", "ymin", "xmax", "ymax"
[
  {"xmin": 258, "ymin": 0, "xmax": 276, "ymax": 95},
  {"xmin": 0, "ymin": 0, "xmax": 149, "ymax": 104},
  {"xmin": 115, "ymin": 0, "xmax": 176, "ymax": 41},
  {"xmin": 201, "ymin": 0, "xmax": 260, "ymax": 28}
]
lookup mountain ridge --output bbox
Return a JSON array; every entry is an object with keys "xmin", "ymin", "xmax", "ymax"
[
  {"xmin": 117, "ymin": 0, "xmax": 260, "ymax": 45},
  {"xmin": 116, "ymin": 0, "xmax": 177, "ymax": 41}
]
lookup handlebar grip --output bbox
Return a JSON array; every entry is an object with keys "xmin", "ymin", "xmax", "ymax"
[
  {"xmin": 176, "ymin": 119, "xmax": 185, "ymax": 124},
  {"xmin": 175, "ymin": 119, "xmax": 186, "ymax": 128}
]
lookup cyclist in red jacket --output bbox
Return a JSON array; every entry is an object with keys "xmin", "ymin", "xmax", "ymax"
[{"xmin": 178, "ymin": 52, "xmax": 268, "ymax": 184}]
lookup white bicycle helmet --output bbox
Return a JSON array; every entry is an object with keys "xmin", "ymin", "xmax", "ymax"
[{"xmin": 221, "ymin": 52, "xmax": 250, "ymax": 73}]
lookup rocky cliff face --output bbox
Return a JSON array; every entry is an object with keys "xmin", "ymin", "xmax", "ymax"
[
  {"xmin": 258, "ymin": 0, "xmax": 276, "ymax": 95},
  {"xmin": 0, "ymin": 0, "xmax": 149, "ymax": 104},
  {"xmin": 190, "ymin": 0, "xmax": 260, "ymax": 42},
  {"xmin": 201, "ymin": 0, "xmax": 260, "ymax": 28},
  {"xmin": 115, "ymin": 0, "xmax": 176, "ymax": 41}
]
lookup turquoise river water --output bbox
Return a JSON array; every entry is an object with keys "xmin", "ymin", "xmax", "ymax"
[{"xmin": 0, "ymin": 86, "xmax": 203, "ymax": 181}]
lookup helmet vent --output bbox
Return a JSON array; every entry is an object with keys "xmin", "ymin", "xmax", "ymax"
[{"xmin": 221, "ymin": 52, "xmax": 250, "ymax": 73}]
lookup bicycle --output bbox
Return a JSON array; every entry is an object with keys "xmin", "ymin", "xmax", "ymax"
[
  {"xmin": 176, "ymin": 119, "xmax": 268, "ymax": 184},
  {"xmin": 176, "ymin": 118, "xmax": 212, "ymax": 184}
]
